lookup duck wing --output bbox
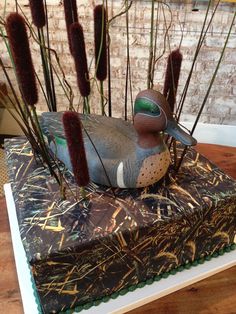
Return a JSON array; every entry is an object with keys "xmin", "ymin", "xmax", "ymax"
[
  {"xmin": 40, "ymin": 112, "xmax": 136, "ymax": 159},
  {"xmin": 39, "ymin": 112, "xmax": 62, "ymax": 139}
]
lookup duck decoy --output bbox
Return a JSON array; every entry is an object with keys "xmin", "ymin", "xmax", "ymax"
[{"xmin": 40, "ymin": 89, "xmax": 197, "ymax": 188}]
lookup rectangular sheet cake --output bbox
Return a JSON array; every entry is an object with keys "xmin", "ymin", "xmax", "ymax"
[{"xmin": 5, "ymin": 137, "xmax": 236, "ymax": 314}]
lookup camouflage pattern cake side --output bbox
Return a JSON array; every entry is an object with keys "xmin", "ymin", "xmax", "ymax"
[{"xmin": 5, "ymin": 138, "xmax": 236, "ymax": 314}]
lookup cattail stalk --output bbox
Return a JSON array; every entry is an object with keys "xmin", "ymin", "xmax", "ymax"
[
  {"xmin": 124, "ymin": 0, "xmax": 134, "ymax": 120},
  {"xmin": 6, "ymin": 12, "xmax": 49, "ymax": 141},
  {"xmin": 63, "ymin": 111, "xmax": 90, "ymax": 199},
  {"xmin": 94, "ymin": 4, "xmax": 107, "ymax": 115},
  {"xmin": 0, "ymin": 56, "xmax": 63, "ymax": 191},
  {"xmin": 37, "ymin": 29, "xmax": 55, "ymax": 112},
  {"xmin": 70, "ymin": 22, "xmax": 90, "ymax": 113},
  {"xmin": 150, "ymin": 2, "xmax": 160, "ymax": 90},
  {"xmin": 164, "ymin": 49, "xmax": 182, "ymax": 168},
  {"xmin": 63, "ymin": 0, "xmax": 78, "ymax": 54},
  {"xmin": 6, "ymin": 13, "xmax": 38, "ymax": 107},
  {"xmin": 29, "ymin": 0, "xmax": 57, "ymax": 111},
  {"xmin": 29, "ymin": 0, "xmax": 46, "ymax": 28},
  {"xmin": 105, "ymin": 0, "xmax": 112, "ymax": 117},
  {"xmin": 44, "ymin": 3, "xmax": 57, "ymax": 112},
  {"xmin": 2, "ymin": 14, "xmax": 64, "ymax": 195},
  {"xmin": 163, "ymin": 49, "xmax": 182, "ymax": 112},
  {"xmin": 5, "ymin": 11, "xmax": 59, "ymax": 183},
  {"xmin": 147, "ymin": 0, "xmax": 155, "ymax": 89}
]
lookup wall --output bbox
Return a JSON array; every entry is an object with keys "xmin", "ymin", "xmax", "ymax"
[{"xmin": 0, "ymin": 0, "xmax": 235, "ymax": 127}]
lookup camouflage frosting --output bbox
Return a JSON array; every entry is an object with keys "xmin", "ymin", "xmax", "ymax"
[{"xmin": 5, "ymin": 138, "xmax": 236, "ymax": 313}]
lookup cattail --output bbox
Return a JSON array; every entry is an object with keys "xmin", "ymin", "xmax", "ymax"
[
  {"xmin": 29, "ymin": 0, "xmax": 46, "ymax": 28},
  {"xmin": 163, "ymin": 49, "xmax": 182, "ymax": 112},
  {"xmin": 62, "ymin": 111, "xmax": 90, "ymax": 187},
  {"xmin": 63, "ymin": 0, "xmax": 78, "ymax": 54},
  {"xmin": 70, "ymin": 22, "xmax": 90, "ymax": 97},
  {"xmin": 6, "ymin": 13, "xmax": 38, "ymax": 106},
  {"xmin": 94, "ymin": 5, "xmax": 107, "ymax": 81}
]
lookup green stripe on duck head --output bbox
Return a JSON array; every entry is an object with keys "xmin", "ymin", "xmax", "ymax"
[{"xmin": 134, "ymin": 97, "xmax": 161, "ymax": 116}]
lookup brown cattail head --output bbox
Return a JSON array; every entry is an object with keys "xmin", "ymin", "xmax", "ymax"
[
  {"xmin": 163, "ymin": 49, "xmax": 183, "ymax": 112},
  {"xmin": 62, "ymin": 111, "xmax": 90, "ymax": 187},
  {"xmin": 94, "ymin": 5, "xmax": 107, "ymax": 81},
  {"xmin": 70, "ymin": 22, "xmax": 90, "ymax": 97},
  {"xmin": 6, "ymin": 13, "xmax": 38, "ymax": 106},
  {"xmin": 29, "ymin": 0, "xmax": 46, "ymax": 28},
  {"xmin": 63, "ymin": 0, "xmax": 78, "ymax": 54}
]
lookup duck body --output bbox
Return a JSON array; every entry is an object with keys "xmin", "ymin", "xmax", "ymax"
[
  {"xmin": 40, "ymin": 89, "xmax": 196, "ymax": 188},
  {"xmin": 41, "ymin": 112, "xmax": 170, "ymax": 188}
]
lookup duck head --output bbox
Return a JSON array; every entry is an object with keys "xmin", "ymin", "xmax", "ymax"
[{"xmin": 133, "ymin": 89, "xmax": 197, "ymax": 148}]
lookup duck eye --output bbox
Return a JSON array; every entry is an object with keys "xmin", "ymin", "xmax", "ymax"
[{"xmin": 150, "ymin": 106, "xmax": 160, "ymax": 115}]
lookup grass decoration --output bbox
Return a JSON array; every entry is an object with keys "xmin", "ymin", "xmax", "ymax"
[
  {"xmin": 105, "ymin": 0, "xmax": 112, "ymax": 117},
  {"xmin": 70, "ymin": 22, "xmax": 90, "ymax": 113},
  {"xmin": 2, "ymin": 12, "xmax": 63, "ymax": 194},
  {"xmin": 63, "ymin": 111, "xmax": 90, "ymax": 197},
  {"xmin": 163, "ymin": 49, "xmax": 182, "ymax": 112},
  {"xmin": 5, "ymin": 1, "xmax": 73, "ymax": 113},
  {"xmin": 176, "ymin": 0, "xmax": 220, "ymax": 121},
  {"xmin": 6, "ymin": 13, "xmax": 38, "ymax": 107},
  {"xmin": 150, "ymin": 2, "xmax": 160, "ymax": 89},
  {"xmin": 94, "ymin": 4, "xmax": 107, "ymax": 115},
  {"xmin": 106, "ymin": 0, "xmax": 133, "ymax": 118},
  {"xmin": 29, "ymin": 0, "xmax": 46, "ymax": 28},
  {"xmin": 124, "ymin": 0, "xmax": 133, "ymax": 121},
  {"xmin": 177, "ymin": 11, "xmax": 236, "ymax": 171},
  {"xmin": 41, "ymin": 3, "xmax": 57, "ymax": 112},
  {"xmin": 0, "ymin": 56, "xmax": 63, "ymax": 191},
  {"xmin": 147, "ymin": 0, "xmax": 155, "ymax": 89},
  {"xmin": 28, "ymin": 0, "xmax": 57, "ymax": 112},
  {"xmin": 63, "ymin": 0, "xmax": 78, "ymax": 54}
]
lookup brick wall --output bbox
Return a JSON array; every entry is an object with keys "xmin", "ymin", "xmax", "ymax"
[{"xmin": 0, "ymin": 0, "xmax": 235, "ymax": 125}]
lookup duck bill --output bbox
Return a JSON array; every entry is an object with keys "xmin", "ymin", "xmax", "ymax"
[{"xmin": 165, "ymin": 119, "xmax": 197, "ymax": 146}]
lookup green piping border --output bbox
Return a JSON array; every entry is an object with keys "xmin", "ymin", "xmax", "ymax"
[
  {"xmin": 24, "ymin": 243, "xmax": 236, "ymax": 313},
  {"xmin": 43, "ymin": 243, "xmax": 236, "ymax": 314},
  {"xmin": 25, "ymin": 258, "xmax": 43, "ymax": 313},
  {"xmin": 28, "ymin": 244, "xmax": 236, "ymax": 313}
]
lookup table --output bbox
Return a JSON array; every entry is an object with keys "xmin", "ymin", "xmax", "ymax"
[{"xmin": 0, "ymin": 143, "xmax": 236, "ymax": 314}]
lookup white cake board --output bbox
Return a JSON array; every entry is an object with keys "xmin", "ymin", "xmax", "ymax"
[{"xmin": 4, "ymin": 183, "xmax": 236, "ymax": 314}]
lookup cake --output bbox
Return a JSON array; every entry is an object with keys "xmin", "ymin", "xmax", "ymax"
[{"xmin": 5, "ymin": 137, "xmax": 236, "ymax": 314}]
